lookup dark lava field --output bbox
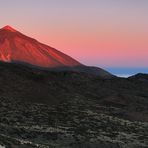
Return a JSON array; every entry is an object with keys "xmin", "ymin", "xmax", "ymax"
[{"xmin": 0, "ymin": 62, "xmax": 148, "ymax": 148}]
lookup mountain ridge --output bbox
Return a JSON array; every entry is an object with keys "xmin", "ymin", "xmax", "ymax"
[
  {"xmin": 0, "ymin": 25, "xmax": 81, "ymax": 67},
  {"xmin": 0, "ymin": 25, "xmax": 113, "ymax": 78}
]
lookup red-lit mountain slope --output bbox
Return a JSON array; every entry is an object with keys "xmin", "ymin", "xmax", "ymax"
[
  {"xmin": 0, "ymin": 25, "xmax": 113, "ymax": 78},
  {"xmin": 0, "ymin": 25, "xmax": 81, "ymax": 67}
]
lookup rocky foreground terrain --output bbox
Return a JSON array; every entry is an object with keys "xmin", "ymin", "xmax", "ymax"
[{"xmin": 0, "ymin": 62, "xmax": 148, "ymax": 148}]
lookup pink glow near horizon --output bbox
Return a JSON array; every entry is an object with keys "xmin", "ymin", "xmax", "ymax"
[{"xmin": 0, "ymin": 0, "xmax": 148, "ymax": 67}]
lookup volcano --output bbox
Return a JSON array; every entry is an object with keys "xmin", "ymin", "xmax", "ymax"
[
  {"xmin": 0, "ymin": 25, "xmax": 81, "ymax": 67},
  {"xmin": 0, "ymin": 25, "xmax": 113, "ymax": 77}
]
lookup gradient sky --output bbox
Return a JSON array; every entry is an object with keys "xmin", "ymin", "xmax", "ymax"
[{"xmin": 0, "ymin": 0, "xmax": 148, "ymax": 71}]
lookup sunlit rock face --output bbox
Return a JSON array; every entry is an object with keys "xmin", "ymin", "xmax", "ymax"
[
  {"xmin": 0, "ymin": 25, "xmax": 114, "ymax": 78},
  {"xmin": 0, "ymin": 25, "xmax": 81, "ymax": 68}
]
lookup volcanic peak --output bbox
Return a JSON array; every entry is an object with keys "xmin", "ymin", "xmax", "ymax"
[
  {"xmin": 2, "ymin": 25, "xmax": 17, "ymax": 32},
  {"xmin": 0, "ymin": 25, "xmax": 113, "ymax": 77}
]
